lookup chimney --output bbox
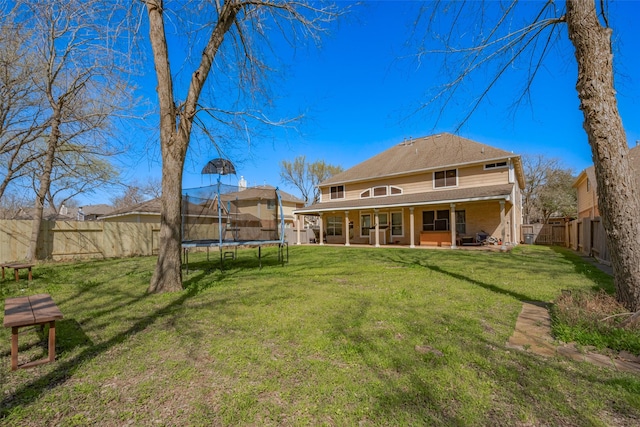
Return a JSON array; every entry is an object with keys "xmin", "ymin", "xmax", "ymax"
[{"xmin": 238, "ymin": 175, "xmax": 247, "ymax": 191}]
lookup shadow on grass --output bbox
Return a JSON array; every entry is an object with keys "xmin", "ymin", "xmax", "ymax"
[
  {"xmin": 324, "ymin": 279, "xmax": 623, "ymax": 426},
  {"xmin": 0, "ymin": 260, "xmax": 241, "ymax": 418},
  {"xmin": 394, "ymin": 258, "xmax": 536, "ymax": 302},
  {"xmin": 550, "ymin": 246, "xmax": 614, "ymax": 293}
]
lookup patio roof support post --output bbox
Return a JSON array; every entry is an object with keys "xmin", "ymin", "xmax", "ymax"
[
  {"xmin": 409, "ymin": 207, "xmax": 415, "ymax": 248},
  {"xmin": 450, "ymin": 203, "xmax": 457, "ymax": 249},
  {"xmin": 318, "ymin": 213, "xmax": 324, "ymax": 245},
  {"xmin": 374, "ymin": 209, "xmax": 380, "ymax": 247},
  {"xmin": 345, "ymin": 211, "xmax": 350, "ymax": 246},
  {"xmin": 500, "ymin": 200, "xmax": 507, "ymax": 250},
  {"xmin": 295, "ymin": 214, "xmax": 301, "ymax": 245},
  {"xmin": 510, "ymin": 204, "xmax": 517, "ymax": 246}
]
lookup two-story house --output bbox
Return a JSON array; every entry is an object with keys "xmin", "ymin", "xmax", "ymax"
[
  {"xmin": 573, "ymin": 144, "xmax": 640, "ymax": 219},
  {"xmin": 293, "ymin": 133, "xmax": 525, "ymax": 248}
]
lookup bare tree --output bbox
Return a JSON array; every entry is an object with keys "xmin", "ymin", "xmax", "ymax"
[
  {"xmin": 34, "ymin": 148, "xmax": 118, "ymax": 213},
  {"xmin": 111, "ymin": 180, "xmax": 158, "ymax": 209},
  {"xmin": 0, "ymin": 2, "xmax": 47, "ymax": 200},
  {"xmin": 9, "ymin": 0, "xmax": 137, "ymax": 261},
  {"xmin": 141, "ymin": 177, "xmax": 162, "ymax": 199},
  {"xmin": 280, "ymin": 155, "xmax": 343, "ymax": 205},
  {"xmin": 144, "ymin": 0, "xmax": 342, "ymax": 293},
  {"xmin": 415, "ymin": 0, "xmax": 640, "ymax": 316},
  {"xmin": 522, "ymin": 155, "xmax": 576, "ymax": 224}
]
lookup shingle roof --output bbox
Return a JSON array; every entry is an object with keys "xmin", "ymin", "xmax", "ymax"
[
  {"xmin": 322, "ymin": 133, "xmax": 523, "ymax": 186},
  {"xmin": 295, "ymin": 183, "xmax": 514, "ymax": 214},
  {"xmin": 101, "ymin": 198, "xmax": 162, "ymax": 218},
  {"xmin": 221, "ymin": 185, "xmax": 304, "ymax": 204}
]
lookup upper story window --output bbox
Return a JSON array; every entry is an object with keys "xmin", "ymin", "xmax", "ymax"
[
  {"xmin": 484, "ymin": 161, "xmax": 508, "ymax": 170},
  {"xmin": 373, "ymin": 186, "xmax": 387, "ymax": 197},
  {"xmin": 586, "ymin": 179, "xmax": 590, "ymax": 192},
  {"xmin": 360, "ymin": 185, "xmax": 403, "ymax": 199},
  {"xmin": 267, "ymin": 200, "xmax": 276, "ymax": 210},
  {"xmin": 330, "ymin": 185, "xmax": 345, "ymax": 200},
  {"xmin": 434, "ymin": 169, "xmax": 457, "ymax": 188}
]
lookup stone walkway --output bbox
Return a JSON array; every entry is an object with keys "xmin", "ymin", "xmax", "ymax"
[{"xmin": 506, "ymin": 301, "xmax": 640, "ymax": 374}]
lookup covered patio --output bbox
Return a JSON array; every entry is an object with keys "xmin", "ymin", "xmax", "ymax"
[{"xmin": 292, "ymin": 185, "xmax": 519, "ymax": 250}]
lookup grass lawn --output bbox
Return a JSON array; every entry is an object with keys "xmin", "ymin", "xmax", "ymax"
[{"xmin": 1, "ymin": 245, "xmax": 639, "ymax": 426}]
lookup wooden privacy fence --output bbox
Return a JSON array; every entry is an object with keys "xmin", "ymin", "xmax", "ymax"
[
  {"xmin": 521, "ymin": 218, "xmax": 610, "ymax": 265},
  {"xmin": 0, "ymin": 220, "xmax": 160, "ymax": 263},
  {"xmin": 567, "ymin": 217, "xmax": 610, "ymax": 265},
  {"xmin": 520, "ymin": 223, "xmax": 567, "ymax": 246}
]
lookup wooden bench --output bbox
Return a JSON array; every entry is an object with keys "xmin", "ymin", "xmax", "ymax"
[
  {"xmin": 3, "ymin": 294, "xmax": 63, "ymax": 370},
  {"xmin": 1, "ymin": 262, "xmax": 35, "ymax": 282}
]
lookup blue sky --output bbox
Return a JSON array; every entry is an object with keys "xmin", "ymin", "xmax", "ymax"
[{"xmin": 89, "ymin": 0, "xmax": 640, "ymax": 204}]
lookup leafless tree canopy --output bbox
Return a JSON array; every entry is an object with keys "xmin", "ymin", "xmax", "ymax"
[
  {"xmin": 0, "ymin": 0, "xmax": 142, "ymax": 260},
  {"xmin": 144, "ymin": 0, "xmax": 345, "ymax": 292},
  {"xmin": 412, "ymin": 0, "xmax": 566, "ymax": 130},
  {"xmin": 414, "ymin": 0, "xmax": 640, "ymax": 314},
  {"xmin": 280, "ymin": 155, "xmax": 343, "ymax": 205}
]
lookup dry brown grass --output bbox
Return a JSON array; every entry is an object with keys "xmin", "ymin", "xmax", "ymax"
[{"xmin": 554, "ymin": 289, "xmax": 630, "ymax": 328}]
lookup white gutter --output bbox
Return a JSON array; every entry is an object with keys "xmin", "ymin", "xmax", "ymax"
[{"xmin": 293, "ymin": 194, "xmax": 511, "ymax": 215}]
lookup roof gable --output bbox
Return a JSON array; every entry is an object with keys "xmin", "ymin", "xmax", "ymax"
[{"xmin": 322, "ymin": 133, "xmax": 520, "ymax": 186}]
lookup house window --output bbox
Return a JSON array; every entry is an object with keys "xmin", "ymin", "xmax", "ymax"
[
  {"xmin": 423, "ymin": 210, "xmax": 449, "ymax": 231},
  {"xmin": 455, "ymin": 210, "xmax": 466, "ymax": 235},
  {"xmin": 267, "ymin": 200, "xmax": 275, "ymax": 210},
  {"xmin": 391, "ymin": 211, "xmax": 403, "ymax": 236},
  {"xmin": 360, "ymin": 214, "xmax": 371, "ymax": 236},
  {"xmin": 390, "ymin": 186, "xmax": 402, "ymax": 195},
  {"xmin": 327, "ymin": 216, "xmax": 343, "ymax": 236},
  {"xmin": 484, "ymin": 161, "xmax": 508, "ymax": 170},
  {"xmin": 378, "ymin": 213, "xmax": 388, "ymax": 227},
  {"xmin": 330, "ymin": 185, "xmax": 344, "ymax": 200},
  {"xmin": 586, "ymin": 179, "xmax": 590, "ymax": 192},
  {"xmin": 434, "ymin": 169, "xmax": 457, "ymax": 188},
  {"xmin": 373, "ymin": 186, "xmax": 387, "ymax": 197},
  {"xmin": 360, "ymin": 185, "xmax": 403, "ymax": 199}
]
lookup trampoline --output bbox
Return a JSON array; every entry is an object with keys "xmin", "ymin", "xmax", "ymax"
[{"xmin": 181, "ymin": 171, "xmax": 289, "ymax": 272}]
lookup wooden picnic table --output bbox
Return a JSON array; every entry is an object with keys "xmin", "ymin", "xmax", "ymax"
[
  {"xmin": 3, "ymin": 294, "xmax": 63, "ymax": 370},
  {"xmin": 1, "ymin": 262, "xmax": 35, "ymax": 282}
]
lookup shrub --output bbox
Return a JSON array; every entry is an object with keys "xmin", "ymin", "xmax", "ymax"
[{"xmin": 551, "ymin": 290, "xmax": 640, "ymax": 355}]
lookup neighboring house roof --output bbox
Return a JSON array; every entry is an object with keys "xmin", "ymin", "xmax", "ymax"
[
  {"xmin": 99, "ymin": 198, "xmax": 162, "ymax": 220},
  {"xmin": 297, "ymin": 183, "xmax": 514, "ymax": 214},
  {"xmin": 78, "ymin": 204, "xmax": 114, "ymax": 216},
  {"xmin": 221, "ymin": 185, "xmax": 304, "ymax": 205},
  {"xmin": 321, "ymin": 133, "xmax": 525, "ymax": 189},
  {"xmin": 100, "ymin": 198, "xmax": 218, "ymax": 219},
  {"xmin": 67, "ymin": 204, "xmax": 115, "ymax": 220},
  {"xmin": 100, "ymin": 185, "xmax": 303, "ymax": 220},
  {"xmin": 12, "ymin": 207, "xmax": 74, "ymax": 221},
  {"xmin": 573, "ymin": 145, "xmax": 640, "ymax": 193}
]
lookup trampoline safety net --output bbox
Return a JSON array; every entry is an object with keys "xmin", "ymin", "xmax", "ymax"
[{"xmin": 182, "ymin": 183, "xmax": 284, "ymax": 244}]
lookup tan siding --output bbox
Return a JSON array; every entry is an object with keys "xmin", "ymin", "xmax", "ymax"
[
  {"xmin": 319, "ymin": 164, "xmax": 511, "ymax": 204},
  {"xmin": 458, "ymin": 165, "xmax": 510, "ymax": 188},
  {"xmin": 575, "ymin": 176, "xmax": 598, "ymax": 219}
]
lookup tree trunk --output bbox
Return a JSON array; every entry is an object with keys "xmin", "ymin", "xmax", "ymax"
[
  {"xmin": 566, "ymin": 0, "xmax": 640, "ymax": 312},
  {"xmin": 26, "ymin": 115, "xmax": 61, "ymax": 261},
  {"xmin": 148, "ymin": 142, "xmax": 185, "ymax": 293},
  {"xmin": 145, "ymin": 0, "xmax": 239, "ymax": 293}
]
